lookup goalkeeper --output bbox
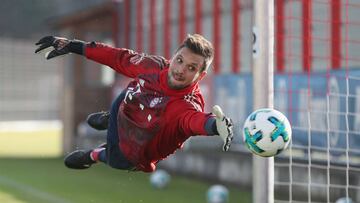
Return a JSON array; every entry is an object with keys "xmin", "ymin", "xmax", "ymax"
[{"xmin": 35, "ymin": 34, "xmax": 234, "ymax": 172}]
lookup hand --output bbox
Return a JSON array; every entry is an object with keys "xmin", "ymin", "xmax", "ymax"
[
  {"xmin": 212, "ymin": 105, "xmax": 234, "ymax": 151},
  {"xmin": 35, "ymin": 36, "xmax": 71, "ymax": 59}
]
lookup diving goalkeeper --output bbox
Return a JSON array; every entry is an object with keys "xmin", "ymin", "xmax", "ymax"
[{"xmin": 35, "ymin": 34, "xmax": 234, "ymax": 172}]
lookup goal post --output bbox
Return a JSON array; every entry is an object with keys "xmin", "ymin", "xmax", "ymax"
[{"xmin": 251, "ymin": 0, "xmax": 275, "ymax": 203}]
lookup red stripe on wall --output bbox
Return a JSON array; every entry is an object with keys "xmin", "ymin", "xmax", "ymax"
[
  {"xmin": 111, "ymin": 0, "xmax": 120, "ymax": 47},
  {"xmin": 276, "ymin": 0, "xmax": 285, "ymax": 73},
  {"xmin": 195, "ymin": 0, "xmax": 202, "ymax": 34},
  {"xmin": 136, "ymin": 0, "xmax": 143, "ymax": 52},
  {"xmin": 213, "ymin": 0, "xmax": 221, "ymax": 74},
  {"xmin": 179, "ymin": 0, "xmax": 186, "ymax": 43},
  {"xmin": 331, "ymin": 0, "xmax": 341, "ymax": 69},
  {"xmin": 149, "ymin": 0, "xmax": 157, "ymax": 54},
  {"xmin": 302, "ymin": 0, "xmax": 312, "ymax": 72},
  {"xmin": 164, "ymin": 0, "xmax": 171, "ymax": 58},
  {"xmin": 232, "ymin": 0, "xmax": 240, "ymax": 73},
  {"xmin": 124, "ymin": 0, "xmax": 130, "ymax": 48}
]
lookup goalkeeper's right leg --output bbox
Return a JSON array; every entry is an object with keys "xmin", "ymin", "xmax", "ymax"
[
  {"xmin": 64, "ymin": 143, "xmax": 107, "ymax": 169},
  {"xmin": 64, "ymin": 150, "xmax": 96, "ymax": 169}
]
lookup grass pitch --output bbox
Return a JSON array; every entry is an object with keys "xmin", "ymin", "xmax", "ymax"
[
  {"xmin": 0, "ymin": 122, "xmax": 251, "ymax": 202},
  {"xmin": 0, "ymin": 158, "xmax": 251, "ymax": 203}
]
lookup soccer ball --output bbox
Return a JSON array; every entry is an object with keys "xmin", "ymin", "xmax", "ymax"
[
  {"xmin": 243, "ymin": 108, "xmax": 292, "ymax": 157},
  {"xmin": 149, "ymin": 169, "xmax": 171, "ymax": 189},
  {"xmin": 206, "ymin": 185, "xmax": 229, "ymax": 203}
]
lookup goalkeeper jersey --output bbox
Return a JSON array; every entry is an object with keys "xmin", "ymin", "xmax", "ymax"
[{"xmin": 85, "ymin": 43, "xmax": 213, "ymax": 172}]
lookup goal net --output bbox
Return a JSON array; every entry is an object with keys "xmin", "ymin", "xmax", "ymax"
[{"xmin": 273, "ymin": 0, "xmax": 360, "ymax": 202}]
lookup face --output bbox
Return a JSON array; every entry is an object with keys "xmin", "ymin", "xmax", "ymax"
[{"xmin": 167, "ymin": 47, "xmax": 206, "ymax": 90}]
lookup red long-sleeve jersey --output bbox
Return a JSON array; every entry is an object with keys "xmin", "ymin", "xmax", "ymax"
[{"xmin": 85, "ymin": 43, "xmax": 213, "ymax": 172}]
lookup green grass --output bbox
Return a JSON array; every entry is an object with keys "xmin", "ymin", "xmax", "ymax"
[{"xmin": 0, "ymin": 158, "xmax": 251, "ymax": 203}]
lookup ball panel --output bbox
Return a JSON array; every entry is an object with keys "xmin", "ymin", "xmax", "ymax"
[{"xmin": 244, "ymin": 127, "xmax": 265, "ymax": 154}]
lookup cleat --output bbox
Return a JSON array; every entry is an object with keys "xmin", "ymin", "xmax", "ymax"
[
  {"xmin": 86, "ymin": 111, "xmax": 110, "ymax": 130},
  {"xmin": 64, "ymin": 150, "xmax": 96, "ymax": 169}
]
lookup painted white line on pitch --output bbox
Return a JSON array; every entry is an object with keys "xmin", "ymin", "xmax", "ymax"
[{"xmin": 0, "ymin": 175, "xmax": 72, "ymax": 203}]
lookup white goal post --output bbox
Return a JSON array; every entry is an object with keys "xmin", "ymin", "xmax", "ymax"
[{"xmin": 251, "ymin": 0, "xmax": 275, "ymax": 203}]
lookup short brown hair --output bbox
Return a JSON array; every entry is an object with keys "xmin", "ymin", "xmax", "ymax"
[{"xmin": 176, "ymin": 34, "xmax": 214, "ymax": 72}]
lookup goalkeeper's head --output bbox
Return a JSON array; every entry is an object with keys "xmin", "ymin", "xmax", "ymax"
[
  {"xmin": 175, "ymin": 34, "xmax": 214, "ymax": 73},
  {"xmin": 168, "ymin": 34, "xmax": 214, "ymax": 90}
]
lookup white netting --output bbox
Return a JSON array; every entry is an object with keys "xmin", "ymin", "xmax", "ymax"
[
  {"xmin": 273, "ymin": 0, "xmax": 360, "ymax": 202},
  {"xmin": 0, "ymin": 38, "xmax": 63, "ymax": 121}
]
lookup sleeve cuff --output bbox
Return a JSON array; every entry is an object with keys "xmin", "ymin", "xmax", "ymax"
[
  {"xmin": 204, "ymin": 116, "xmax": 218, "ymax": 135},
  {"xmin": 68, "ymin": 40, "xmax": 86, "ymax": 55}
]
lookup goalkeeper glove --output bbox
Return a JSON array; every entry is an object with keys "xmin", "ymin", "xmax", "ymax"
[
  {"xmin": 212, "ymin": 105, "xmax": 234, "ymax": 151},
  {"xmin": 35, "ymin": 36, "xmax": 84, "ymax": 59}
]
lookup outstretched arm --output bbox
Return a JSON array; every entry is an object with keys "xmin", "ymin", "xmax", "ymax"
[
  {"xmin": 178, "ymin": 104, "xmax": 234, "ymax": 152},
  {"xmin": 35, "ymin": 36, "xmax": 168, "ymax": 78},
  {"xmin": 35, "ymin": 36, "xmax": 84, "ymax": 59}
]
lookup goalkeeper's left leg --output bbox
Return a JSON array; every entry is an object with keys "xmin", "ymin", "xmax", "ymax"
[{"xmin": 86, "ymin": 111, "xmax": 110, "ymax": 130}]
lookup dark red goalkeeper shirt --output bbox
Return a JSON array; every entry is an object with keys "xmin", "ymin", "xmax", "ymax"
[{"xmin": 85, "ymin": 43, "xmax": 213, "ymax": 172}]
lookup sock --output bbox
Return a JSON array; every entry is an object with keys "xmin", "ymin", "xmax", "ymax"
[
  {"xmin": 98, "ymin": 150, "xmax": 107, "ymax": 163},
  {"xmin": 90, "ymin": 148, "xmax": 105, "ymax": 162}
]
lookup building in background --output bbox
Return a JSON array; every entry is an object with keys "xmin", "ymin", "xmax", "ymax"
[{"xmin": 52, "ymin": 1, "xmax": 119, "ymax": 153}]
